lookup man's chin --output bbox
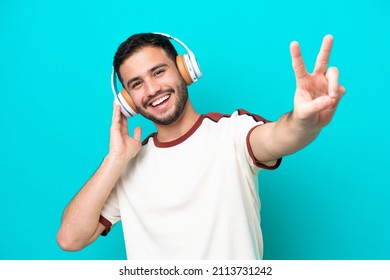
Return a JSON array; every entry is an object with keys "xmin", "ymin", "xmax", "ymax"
[
  {"xmin": 138, "ymin": 108, "xmax": 180, "ymax": 126},
  {"xmin": 151, "ymin": 112, "xmax": 182, "ymax": 126}
]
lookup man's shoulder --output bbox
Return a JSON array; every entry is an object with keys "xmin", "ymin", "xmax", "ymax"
[{"xmin": 204, "ymin": 109, "xmax": 268, "ymax": 123}]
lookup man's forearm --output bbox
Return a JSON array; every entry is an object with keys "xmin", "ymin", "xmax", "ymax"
[
  {"xmin": 57, "ymin": 154, "xmax": 127, "ymax": 251},
  {"xmin": 270, "ymin": 112, "xmax": 321, "ymax": 157},
  {"xmin": 250, "ymin": 112, "xmax": 322, "ymax": 163}
]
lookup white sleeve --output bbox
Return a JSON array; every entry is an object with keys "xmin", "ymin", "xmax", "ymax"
[
  {"xmin": 100, "ymin": 181, "xmax": 121, "ymax": 235},
  {"xmin": 232, "ymin": 109, "xmax": 281, "ymax": 172}
]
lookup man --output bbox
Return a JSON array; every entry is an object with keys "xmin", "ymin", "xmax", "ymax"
[{"xmin": 57, "ymin": 33, "xmax": 345, "ymax": 259}]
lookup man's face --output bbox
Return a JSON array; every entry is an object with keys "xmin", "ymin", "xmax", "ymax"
[{"xmin": 119, "ymin": 46, "xmax": 188, "ymax": 126}]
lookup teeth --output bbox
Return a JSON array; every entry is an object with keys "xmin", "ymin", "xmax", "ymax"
[{"xmin": 152, "ymin": 95, "xmax": 170, "ymax": 107}]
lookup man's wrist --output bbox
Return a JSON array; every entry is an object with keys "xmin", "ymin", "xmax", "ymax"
[
  {"xmin": 289, "ymin": 111, "xmax": 321, "ymax": 135},
  {"xmin": 105, "ymin": 153, "xmax": 129, "ymax": 169}
]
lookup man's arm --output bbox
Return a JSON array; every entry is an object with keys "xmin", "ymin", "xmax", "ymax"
[
  {"xmin": 250, "ymin": 35, "xmax": 346, "ymax": 163},
  {"xmin": 56, "ymin": 104, "xmax": 142, "ymax": 251}
]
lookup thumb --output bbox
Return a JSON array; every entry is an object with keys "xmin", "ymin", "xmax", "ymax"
[{"xmin": 299, "ymin": 95, "xmax": 332, "ymax": 118}]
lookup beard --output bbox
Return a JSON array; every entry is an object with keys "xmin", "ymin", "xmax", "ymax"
[{"xmin": 135, "ymin": 80, "xmax": 188, "ymax": 126}]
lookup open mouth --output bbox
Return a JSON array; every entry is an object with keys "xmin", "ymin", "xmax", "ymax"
[{"xmin": 150, "ymin": 94, "xmax": 171, "ymax": 107}]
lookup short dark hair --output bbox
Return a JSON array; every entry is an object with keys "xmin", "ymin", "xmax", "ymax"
[{"xmin": 113, "ymin": 33, "xmax": 178, "ymax": 84}]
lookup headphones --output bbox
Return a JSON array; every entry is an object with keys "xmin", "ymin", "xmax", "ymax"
[{"xmin": 110, "ymin": 32, "xmax": 202, "ymax": 118}]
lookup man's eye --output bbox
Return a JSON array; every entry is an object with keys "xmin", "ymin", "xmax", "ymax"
[
  {"xmin": 131, "ymin": 81, "xmax": 142, "ymax": 89},
  {"xmin": 154, "ymin": 69, "xmax": 165, "ymax": 76}
]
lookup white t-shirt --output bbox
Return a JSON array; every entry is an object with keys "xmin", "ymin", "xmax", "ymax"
[{"xmin": 100, "ymin": 109, "xmax": 281, "ymax": 259}]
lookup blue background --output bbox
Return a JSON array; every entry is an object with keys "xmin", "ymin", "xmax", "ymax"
[{"xmin": 1, "ymin": 0, "xmax": 389, "ymax": 260}]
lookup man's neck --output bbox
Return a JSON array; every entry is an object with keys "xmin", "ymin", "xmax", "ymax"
[{"xmin": 154, "ymin": 102, "xmax": 200, "ymax": 143}]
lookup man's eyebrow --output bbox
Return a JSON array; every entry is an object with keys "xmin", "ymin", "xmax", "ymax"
[{"xmin": 126, "ymin": 63, "xmax": 168, "ymax": 89}]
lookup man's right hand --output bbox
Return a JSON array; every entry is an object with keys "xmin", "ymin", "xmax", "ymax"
[
  {"xmin": 57, "ymin": 103, "xmax": 142, "ymax": 252},
  {"xmin": 108, "ymin": 103, "xmax": 142, "ymax": 163}
]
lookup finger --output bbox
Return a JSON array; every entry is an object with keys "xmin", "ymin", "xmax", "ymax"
[
  {"xmin": 300, "ymin": 96, "xmax": 333, "ymax": 117},
  {"xmin": 112, "ymin": 102, "xmax": 116, "ymax": 122},
  {"xmin": 120, "ymin": 114, "xmax": 129, "ymax": 136},
  {"xmin": 325, "ymin": 67, "xmax": 339, "ymax": 98},
  {"xmin": 328, "ymin": 84, "xmax": 346, "ymax": 110},
  {"xmin": 339, "ymin": 85, "xmax": 346, "ymax": 95},
  {"xmin": 133, "ymin": 126, "xmax": 142, "ymax": 142},
  {"xmin": 290, "ymin": 41, "xmax": 309, "ymax": 79},
  {"xmin": 314, "ymin": 34, "xmax": 333, "ymax": 74},
  {"xmin": 112, "ymin": 103, "xmax": 120, "ymax": 124}
]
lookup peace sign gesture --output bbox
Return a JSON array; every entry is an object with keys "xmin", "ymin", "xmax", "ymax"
[{"xmin": 290, "ymin": 35, "xmax": 346, "ymax": 130}]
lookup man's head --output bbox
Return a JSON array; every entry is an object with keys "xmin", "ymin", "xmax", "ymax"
[
  {"xmin": 113, "ymin": 33, "xmax": 189, "ymax": 126},
  {"xmin": 113, "ymin": 33, "xmax": 178, "ymax": 85}
]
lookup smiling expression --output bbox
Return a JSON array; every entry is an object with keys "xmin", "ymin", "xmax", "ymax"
[{"xmin": 119, "ymin": 47, "xmax": 188, "ymax": 126}]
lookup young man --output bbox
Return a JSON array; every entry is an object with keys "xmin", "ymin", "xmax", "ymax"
[{"xmin": 57, "ymin": 33, "xmax": 345, "ymax": 259}]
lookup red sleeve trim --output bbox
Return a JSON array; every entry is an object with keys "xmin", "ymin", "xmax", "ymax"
[
  {"xmin": 247, "ymin": 125, "xmax": 282, "ymax": 170},
  {"xmin": 204, "ymin": 112, "xmax": 231, "ymax": 122},
  {"xmin": 99, "ymin": 215, "xmax": 112, "ymax": 236},
  {"xmin": 237, "ymin": 109, "xmax": 269, "ymax": 123}
]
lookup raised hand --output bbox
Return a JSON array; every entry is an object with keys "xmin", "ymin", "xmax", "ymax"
[
  {"xmin": 108, "ymin": 103, "xmax": 142, "ymax": 162},
  {"xmin": 290, "ymin": 35, "xmax": 346, "ymax": 130}
]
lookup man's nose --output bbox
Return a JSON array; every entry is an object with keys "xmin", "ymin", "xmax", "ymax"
[{"xmin": 144, "ymin": 78, "xmax": 162, "ymax": 97}]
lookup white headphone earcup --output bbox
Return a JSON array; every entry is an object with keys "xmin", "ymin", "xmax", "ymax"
[
  {"xmin": 176, "ymin": 55, "xmax": 194, "ymax": 85},
  {"xmin": 183, "ymin": 54, "xmax": 198, "ymax": 83},
  {"xmin": 188, "ymin": 53, "xmax": 202, "ymax": 79},
  {"xmin": 111, "ymin": 67, "xmax": 138, "ymax": 118},
  {"xmin": 118, "ymin": 89, "xmax": 138, "ymax": 117},
  {"xmin": 154, "ymin": 32, "xmax": 202, "ymax": 83}
]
